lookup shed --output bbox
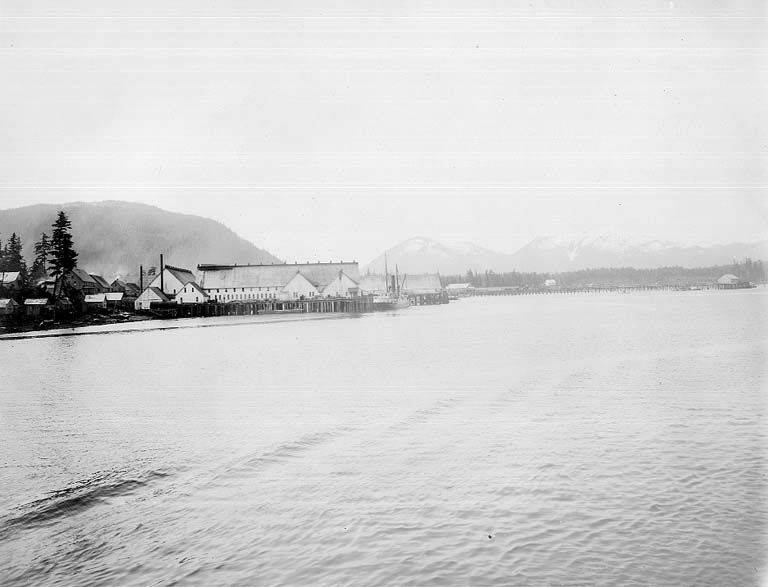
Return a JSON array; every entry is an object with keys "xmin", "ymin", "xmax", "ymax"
[
  {"xmin": 717, "ymin": 274, "xmax": 740, "ymax": 285},
  {"xmin": 134, "ymin": 287, "xmax": 170, "ymax": 310},
  {"xmin": 84, "ymin": 293, "xmax": 107, "ymax": 309},
  {"xmin": 24, "ymin": 298, "xmax": 50, "ymax": 317},
  {"xmin": 0, "ymin": 298, "xmax": 19, "ymax": 316}
]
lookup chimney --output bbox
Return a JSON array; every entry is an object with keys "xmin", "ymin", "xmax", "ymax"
[{"xmin": 160, "ymin": 254, "xmax": 164, "ymax": 293}]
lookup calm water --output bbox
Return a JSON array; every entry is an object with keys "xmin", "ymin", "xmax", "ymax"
[{"xmin": 0, "ymin": 290, "xmax": 766, "ymax": 586}]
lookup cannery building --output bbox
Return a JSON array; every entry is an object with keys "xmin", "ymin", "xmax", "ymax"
[{"xmin": 197, "ymin": 262, "xmax": 361, "ymax": 302}]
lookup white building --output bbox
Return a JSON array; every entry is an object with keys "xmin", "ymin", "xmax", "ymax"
[
  {"xmin": 175, "ymin": 282, "xmax": 210, "ymax": 304},
  {"xmin": 0, "ymin": 271, "xmax": 21, "ymax": 291},
  {"xmin": 147, "ymin": 265, "xmax": 197, "ymax": 297},
  {"xmin": 84, "ymin": 293, "xmax": 107, "ymax": 309},
  {"xmin": 198, "ymin": 262, "xmax": 361, "ymax": 302},
  {"xmin": 544, "ymin": 279, "xmax": 557, "ymax": 287},
  {"xmin": 134, "ymin": 287, "xmax": 170, "ymax": 310},
  {"xmin": 717, "ymin": 274, "xmax": 740, "ymax": 285}
]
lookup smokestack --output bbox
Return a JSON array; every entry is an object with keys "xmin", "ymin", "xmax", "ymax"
[
  {"xmin": 140, "ymin": 265, "xmax": 143, "ymax": 292},
  {"xmin": 160, "ymin": 254, "xmax": 164, "ymax": 293}
]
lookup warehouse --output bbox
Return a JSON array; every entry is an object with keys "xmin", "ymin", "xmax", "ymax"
[{"xmin": 197, "ymin": 262, "xmax": 361, "ymax": 302}]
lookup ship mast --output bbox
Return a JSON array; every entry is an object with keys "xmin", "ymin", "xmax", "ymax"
[{"xmin": 384, "ymin": 253, "xmax": 390, "ymax": 295}]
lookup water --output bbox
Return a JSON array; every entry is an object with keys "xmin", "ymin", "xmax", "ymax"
[{"xmin": 0, "ymin": 290, "xmax": 766, "ymax": 586}]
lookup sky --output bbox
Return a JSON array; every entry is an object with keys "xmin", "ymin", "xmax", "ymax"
[{"xmin": 1, "ymin": 0, "xmax": 766, "ymax": 263}]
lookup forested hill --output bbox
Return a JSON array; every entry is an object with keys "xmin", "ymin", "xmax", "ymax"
[
  {"xmin": 0, "ymin": 201, "xmax": 281, "ymax": 280},
  {"xmin": 445, "ymin": 260, "xmax": 766, "ymax": 289}
]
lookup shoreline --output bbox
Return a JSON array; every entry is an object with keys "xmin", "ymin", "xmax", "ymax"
[{"xmin": 0, "ymin": 312, "xmax": 361, "ymax": 341}]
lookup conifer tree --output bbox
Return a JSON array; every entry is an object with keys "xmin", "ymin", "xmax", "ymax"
[
  {"xmin": 4, "ymin": 233, "xmax": 28, "ymax": 284},
  {"xmin": 31, "ymin": 232, "xmax": 51, "ymax": 282},
  {"xmin": 49, "ymin": 211, "xmax": 78, "ymax": 299}
]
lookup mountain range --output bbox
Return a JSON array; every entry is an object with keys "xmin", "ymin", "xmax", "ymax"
[
  {"xmin": 365, "ymin": 234, "xmax": 768, "ymax": 275},
  {"xmin": 0, "ymin": 201, "xmax": 281, "ymax": 280},
  {"xmin": 1, "ymin": 201, "xmax": 765, "ymax": 280}
]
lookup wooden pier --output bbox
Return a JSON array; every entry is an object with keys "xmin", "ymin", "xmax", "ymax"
[
  {"xmin": 470, "ymin": 284, "xmax": 715, "ymax": 297},
  {"xmin": 407, "ymin": 291, "xmax": 450, "ymax": 306},
  {"xmin": 145, "ymin": 295, "xmax": 375, "ymax": 319}
]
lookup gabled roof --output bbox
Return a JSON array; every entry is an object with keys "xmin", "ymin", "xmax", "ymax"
[
  {"xmin": 321, "ymin": 270, "xmax": 359, "ymax": 293},
  {"xmin": 24, "ymin": 298, "xmax": 49, "ymax": 306},
  {"xmin": 70, "ymin": 268, "xmax": 97, "ymax": 285},
  {"xmin": 0, "ymin": 298, "xmax": 18, "ymax": 308},
  {"xmin": 198, "ymin": 262, "xmax": 360, "ymax": 290},
  {"xmin": 139, "ymin": 286, "xmax": 170, "ymax": 302},
  {"xmin": 282, "ymin": 271, "xmax": 319, "ymax": 292},
  {"xmin": 90, "ymin": 274, "xmax": 111, "ymax": 289},
  {"xmin": 111, "ymin": 278, "xmax": 127, "ymax": 288},
  {"xmin": 181, "ymin": 282, "xmax": 209, "ymax": 297},
  {"xmin": 0, "ymin": 271, "xmax": 20, "ymax": 284},
  {"xmin": 165, "ymin": 265, "xmax": 196, "ymax": 286}
]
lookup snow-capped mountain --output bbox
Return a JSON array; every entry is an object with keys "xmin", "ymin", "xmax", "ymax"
[
  {"xmin": 508, "ymin": 232, "xmax": 768, "ymax": 273},
  {"xmin": 365, "ymin": 233, "xmax": 768, "ymax": 275},
  {"xmin": 364, "ymin": 236, "xmax": 512, "ymax": 275}
]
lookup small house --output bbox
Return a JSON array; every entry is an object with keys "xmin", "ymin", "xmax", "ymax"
[
  {"xmin": 0, "ymin": 298, "xmax": 19, "ymax": 316},
  {"xmin": 66, "ymin": 268, "xmax": 99, "ymax": 296},
  {"xmin": 90, "ymin": 274, "xmax": 112, "ymax": 293},
  {"xmin": 717, "ymin": 274, "xmax": 740, "ymax": 286},
  {"xmin": 175, "ymin": 282, "xmax": 210, "ymax": 304},
  {"xmin": 84, "ymin": 293, "xmax": 107, "ymax": 310},
  {"xmin": 134, "ymin": 287, "xmax": 170, "ymax": 311},
  {"xmin": 544, "ymin": 279, "xmax": 557, "ymax": 287},
  {"xmin": 111, "ymin": 279, "xmax": 141, "ymax": 298},
  {"xmin": 0, "ymin": 271, "xmax": 21, "ymax": 291},
  {"xmin": 105, "ymin": 292, "xmax": 124, "ymax": 309},
  {"xmin": 24, "ymin": 298, "xmax": 50, "ymax": 317}
]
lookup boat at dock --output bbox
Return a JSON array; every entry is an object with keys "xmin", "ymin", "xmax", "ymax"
[
  {"xmin": 372, "ymin": 294, "xmax": 410, "ymax": 311},
  {"xmin": 373, "ymin": 256, "xmax": 411, "ymax": 311}
]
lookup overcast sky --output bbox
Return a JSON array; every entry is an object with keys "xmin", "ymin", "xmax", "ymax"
[{"xmin": 1, "ymin": 0, "xmax": 766, "ymax": 263}]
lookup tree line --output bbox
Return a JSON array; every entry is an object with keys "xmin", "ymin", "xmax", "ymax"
[
  {"xmin": 0, "ymin": 211, "xmax": 78, "ymax": 300},
  {"xmin": 444, "ymin": 258, "xmax": 766, "ymax": 289}
]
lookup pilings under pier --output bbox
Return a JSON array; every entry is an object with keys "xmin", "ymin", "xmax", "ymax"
[
  {"xmin": 470, "ymin": 284, "xmax": 715, "ymax": 297},
  {"xmin": 147, "ymin": 295, "xmax": 375, "ymax": 318}
]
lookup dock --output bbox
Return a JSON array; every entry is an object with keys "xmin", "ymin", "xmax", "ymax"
[{"xmin": 144, "ymin": 295, "xmax": 375, "ymax": 319}]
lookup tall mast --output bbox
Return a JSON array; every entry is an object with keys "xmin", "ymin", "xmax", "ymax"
[
  {"xmin": 395, "ymin": 264, "xmax": 400, "ymax": 296},
  {"xmin": 384, "ymin": 253, "xmax": 389, "ymax": 294}
]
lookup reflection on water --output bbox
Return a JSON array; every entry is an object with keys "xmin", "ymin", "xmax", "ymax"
[{"xmin": 0, "ymin": 290, "xmax": 765, "ymax": 585}]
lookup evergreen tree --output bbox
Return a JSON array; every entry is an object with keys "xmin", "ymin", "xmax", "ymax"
[
  {"xmin": 4, "ymin": 233, "xmax": 28, "ymax": 284},
  {"xmin": 31, "ymin": 232, "xmax": 51, "ymax": 283},
  {"xmin": 49, "ymin": 211, "xmax": 78, "ymax": 298}
]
